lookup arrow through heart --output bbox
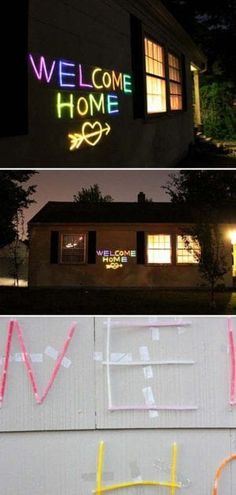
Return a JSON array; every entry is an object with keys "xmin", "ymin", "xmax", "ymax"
[{"xmin": 68, "ymin": 121, "xmax": 111, "ymax": 150}]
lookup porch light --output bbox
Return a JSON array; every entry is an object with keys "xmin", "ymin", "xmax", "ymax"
[{"xmin": 229, "ymin": 231, "xmax": 236, "ymax": 244}]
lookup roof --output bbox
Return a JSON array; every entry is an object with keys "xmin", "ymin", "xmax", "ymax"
[{"xmin": 28, "ymin": 201, "xmax": 236, "ymax": 225}]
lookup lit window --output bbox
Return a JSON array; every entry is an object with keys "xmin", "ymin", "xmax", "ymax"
[
  {"xmin": 177, "ymin": 236, "xmax": 199, "ymax": 264},
  {"xmin": 144, "ymin": 38, "xmax": 166, "ymax": 113},
  {"xmin": 61, "ymin": 234, "xmax": 86, "ymax": 264},
  {"xmin": 147, "ymin": 235, "xmax": 171, "ymax": 263},
  {"xmin": 168, "ymin": 53, "xmax": 183, "ymax": 110}
]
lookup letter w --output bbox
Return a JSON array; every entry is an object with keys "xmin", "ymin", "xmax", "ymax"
[
  {"xmin": 0, "ymin": 320, "xmax": 76, "ymax": 406},
  {"xmin": 29, "ymin": 54, "xmax": 56, "ymax": 83}
]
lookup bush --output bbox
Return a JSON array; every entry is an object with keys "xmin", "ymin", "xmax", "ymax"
[{"xmin": 200, "ymin": 80, "xmax": 236, "ymax": 140}]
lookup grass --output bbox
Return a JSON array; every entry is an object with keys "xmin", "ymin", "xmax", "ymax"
[{"xmin": 0, "ymin": 287, "xmax": 233, "ymax": 315}]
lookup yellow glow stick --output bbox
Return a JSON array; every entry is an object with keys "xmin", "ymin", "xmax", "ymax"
[
  {"xmin": 170, "ymin": 442, "xmax": 177, "ymax": 495},
  {"xmin": 93, "ymin": 441, "xmax": 181, "ymax": 494},
  {"xmin": 96, "ymin": 441, "xmax": 105, "ymax": 494}
]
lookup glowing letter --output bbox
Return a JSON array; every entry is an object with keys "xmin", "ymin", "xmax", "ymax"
[
  {"xmin": 0, "ymin": 320, "xmax": 76, "ymax": 406},
  {"xmin": 102, "ymin": 71, "xmax": 112, "ymax": 89},
  {"xmin": 77, "ymin": 97, "xmax": 89, "ymax": 116},
  {"xmin": 78, "ymin": 64, "xmax": 93, "ymax": 88},
  {"xmin": 107, "ymin": 94, "xmax": 119, "ymax": 114},
  {"xmin": 57, "ymin": 93, "xmax": 74, "ymax": 118},
  {"xmin": 89, "ymin": 93, "xmax": 105, "ymax": 116},
  {"xmin": 123, "ymin": 74, "xmax": 132, "ymax": 94},
  {"xmin": 212, "ymin": 454, "xmax": 236, "ymax": 495},
  {"xmin": 93, "ymin": 441, "xmax": 181, "ymax": 494},
  {"xmin": 112, "ymin": 71, "xmax": 123, "ymax": 91},
  {"xmin": 92, "ymin": 68, "xmax": 103, "ymax": 89},
  {"xmin": 59, "ymin": 61, "xmax": 76, "ymax": 87},
  {"xmin": 29, "ymin": 54, "xmax": 56, "ymax": 83}
]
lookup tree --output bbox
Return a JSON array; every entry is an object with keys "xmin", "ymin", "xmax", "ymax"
[
  {"xmin": 163, "ymin": 171, "xmax": 236, "ymax": 207},
  {"xmin": 182, "ymin": 223, "xmax": 228, "ymax": 307},
  {"xmin": 0, "ymin": 171, "xmax": 37, "ymax": 248},
  {"xmin": 8, "ymin": 210, "xmax": 27, "ymax": 287},
  {"xmin": 162, "ymin": 0, "xmax": 236, "ymax": 81},
  {"xmin": 73, "ymin": 184, "xmax": 113, "ymax": 203},
  {"xmin": 163, "ymin": 171, "xmax": 233, "ymax": 305}
]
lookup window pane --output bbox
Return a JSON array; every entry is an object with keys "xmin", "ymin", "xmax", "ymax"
[
  {"xmin": 61, "ymin": 234, "xmax": 86, "ymax": 263},
  {"xmin": 147, "ymin": 235, "xmax": 171, "ymax": 264},
  {"xmin": 144, "ymin": 37, "xmax": 166, "ymax": 114},
  {"xmin": 177, "ymin": 236, "xmax": 199, "ymax": 264},
  {"xmin": 168, "ymin": 53, "xmax": 183, "ymax": 110},
  {"xmin": 146, "ymin": 76, "xmax": 166, "ymax": 113}
]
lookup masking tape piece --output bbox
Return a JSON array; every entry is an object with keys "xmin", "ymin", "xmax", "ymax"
[
  {"xmin": 94, "ymin": 352, "xmax": 103, "ymax": 361},
  {"xmin": 142, "ymin": 386, "xmax": 155, "ymax": 405},
  {"xmin": 143, "ymin": 366, "xmax": 153, "ymax": 379},
  {"xmin": 139, "ymin": 347, "xmax": 150, "ymax": 361},
  {"xmin": 111, "ymin": 353, "xmax": 132, "ymax": 363},
  {"xmin": 44, "ymin": 346, "xmax": 72, "ymax": 368},
  {"xmin": 149, "ymin": 410, "xmax": 159, "ymax": 418},
  {"xmin": 151, "ymin": 328, "xmax": 160, "ymax": 341}
]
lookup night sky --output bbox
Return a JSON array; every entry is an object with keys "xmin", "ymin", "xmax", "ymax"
[{"xmin": 24, "ymin": 169, "xmax": 172, "ymax": 226}]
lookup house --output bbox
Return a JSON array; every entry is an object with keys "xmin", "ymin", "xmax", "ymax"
[
  {"xmin": 0, "ymin": 240, "xmax": 28, "ymax": 286},
  {"xmin": 0, "ymin": 0, "xmax": 206, "ymax": 166},
  {"xmin": 28, "ymin": 194, "xmax": 236, "ymax": 287}
]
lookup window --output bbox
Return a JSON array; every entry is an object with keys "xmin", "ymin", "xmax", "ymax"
[
  {"xmin": 61, "ymin": 234, "xmax": 86, "ymax": 264},
  {"xmin": 177, "ymin": 236, "xmax": 199, "ymax": 264},
  {"xmin": 147, "ymin": 235, "xmax": 171, "ymax": 263},
  {"xmin": 144, "ymin": 38, "xmax": 166, "ymax": 114},
  {"xmin": 168, "ymin": 53, "xmax": 183, "ymax": 111}
]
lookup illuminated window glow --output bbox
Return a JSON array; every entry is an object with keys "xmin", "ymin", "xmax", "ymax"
[
  {"xmin": 168, "ymin": 53, "xmax": 183, "ymax": 111},
  {"xmin": 61, "ymin": 234, "xmax": 86, "ymax": 263},
  {"xmin": 147, "ymin": 235, "xmax": 171, "ymax": 264},
  {"xmin": 144, "ymin": 38, "xmax": 166, "ymax": 113},
  {"xmin": 177, "ymin": 236, "xmax": 199, "ymax": 264}
]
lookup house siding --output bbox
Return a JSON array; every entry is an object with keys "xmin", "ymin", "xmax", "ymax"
[
  {"xmin": 1, "ymin": 316, "xmax": 236, "ymax": 495},
  {"xmin": 28, "ymin": 223, "xmax": 233, "ymax": 287},
  {"xmin": 0, "ymin": 0, "xmax": 204, "ymax": 167}
]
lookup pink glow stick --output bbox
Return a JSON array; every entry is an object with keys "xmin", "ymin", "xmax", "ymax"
[
  {"xmin": 228, "ymin": 317, "xmax": 236, "ymax": 405},
  {"xmin": 0, "ymin": 320, "xmax": 76, "ymax": 406},
  {"xmin": 14, "ymin": 320, "xmax": 41, "ymax": 403},
  {"xmin": 108, "ymin": 405, "xmax": 198, "ymax": 411},
  {"xmin": 0, "ymin": 320, "xmax": 14, "ymax": 405},
  {"xmin": 40, "ymin": 322, "xmax": 76, "ymax": 403}
]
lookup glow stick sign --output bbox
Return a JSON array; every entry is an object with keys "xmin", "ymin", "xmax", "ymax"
[
  {"xmin": 28, "ymin": 54, "xmax": 132, "ymax": 150},
  {"xmin": 96, "ymin": 249, "xmax": 137, "ymax": 270}
]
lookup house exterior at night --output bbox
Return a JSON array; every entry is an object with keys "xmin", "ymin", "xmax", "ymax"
[
  {"xmin": 28, "ymin": 196, "xmax": 236, "ymax": 288},
  {"xmin": 0, "ymin": 0, "xmax": 206, "ymax": 167}
]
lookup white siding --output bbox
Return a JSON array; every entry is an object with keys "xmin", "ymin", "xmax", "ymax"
[{"xmin": 0, "ymin": 316, "xmax": 236, "ymax": 495}]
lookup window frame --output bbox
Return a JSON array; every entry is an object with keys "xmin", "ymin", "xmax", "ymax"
[
  {"xmin": 146, "ymin": 233, "xmax": 172, "ymax": 265},
  {"xmin": 176, "ymin": 235, "xmax": 199, "ymax": 265},
  {"xmin": 143, "ymin": 34, "xmax": 168, "ymax": 117},
  {"xmin": 168, "ymin": 50, "xmax": 184, "ymax": 113},
  {"xmin": 143, "ymin": 33, "xmax": 186, "ymax": 119},
  {"xmin": 60, "ymin": 232, "xmax": 87, "ymax": 265}
]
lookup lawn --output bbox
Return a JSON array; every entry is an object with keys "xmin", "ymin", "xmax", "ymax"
[{"xmin": 0, "ymin": 287, "xmax": 233, "ymax": 315}]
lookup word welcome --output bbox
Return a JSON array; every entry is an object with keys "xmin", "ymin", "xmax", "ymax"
[
  {"xmin": 29, "ymin": 55, "xmax": 132, "ymax": 93},
  {"xmin": 0, "ymin": 320, "xmax": 76, "ymax": 406},
  {"xmin": 96, "ymin": 249, "xmax": 136, "ymax": 270}
]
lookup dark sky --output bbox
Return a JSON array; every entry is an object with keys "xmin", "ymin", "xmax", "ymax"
[{"xmin": 25, "ymin": 169, "xmax": 172, "ymax": 226}]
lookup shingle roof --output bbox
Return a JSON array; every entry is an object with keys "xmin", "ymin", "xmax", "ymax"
[{"xmin": 28, "ymin": 201, "xmax": 236, "ymax": 225}]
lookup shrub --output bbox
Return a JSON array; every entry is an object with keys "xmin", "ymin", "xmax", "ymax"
[{"xmin": 200, "ymin": 80, "xmax": 236, "ymax": 140}]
